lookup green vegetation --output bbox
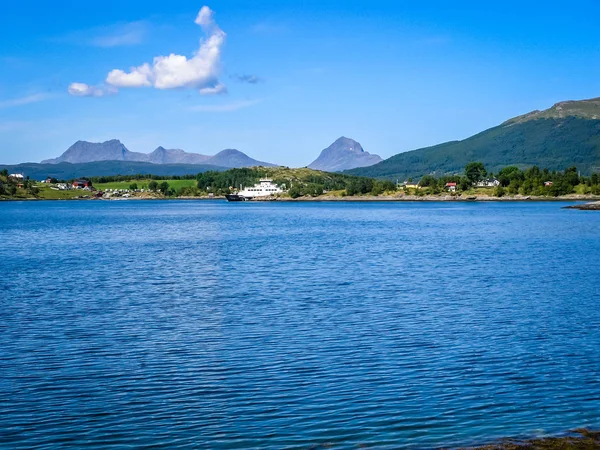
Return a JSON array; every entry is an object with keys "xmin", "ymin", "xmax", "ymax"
[
  {"xmin": 347, "ymin": 117, "xmax": 600, "ymax": 180},
  {"xmin": 189, "ymin": 167, "xmax": 396, "ymax": 198},
  {"xmin": 403, "ymin": 163, "xmax": 600, "ymax": 197},
  {"xmin": 3, "ymin": 163, "xmax": 599, "ymax": 201},
  {"xmin": 94, "ymin": 179, "xmax": 196, "ymax": 190},
  {"xmin": 0, "ymin": 161, "xmax": 226, "ymax": 181}
]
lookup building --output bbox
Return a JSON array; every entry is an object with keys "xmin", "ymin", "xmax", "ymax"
[
  {"xmin": 72, "ymin": 179, "xmax": 93, "ymax": 189},
  {"xmin": 446, "ymin": 182, "xmax": 457, "ymax": 192},
  {"xmin": 402, "ymin": 180, "xmax": 420, "ymax": 189},
  {"xmin": 544, "ymin": 181, "xmax": 553, "ymax": 187},
  {"xmin": 9, "ymin": 173, "xmax": 24, "ymax": 181},
  {"xmin": 475, "ymin": 178, "xmax": 500, "ymax": 188}
]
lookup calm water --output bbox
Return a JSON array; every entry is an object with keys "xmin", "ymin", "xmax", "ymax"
[{"xmin": 1, "ymin": 200, "xmax": 600, "ymax": 449}]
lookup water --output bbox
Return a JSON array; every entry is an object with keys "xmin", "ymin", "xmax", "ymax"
[{"xmin": 1, "ymin": 200, "xmax": 599, "ymax": 449}]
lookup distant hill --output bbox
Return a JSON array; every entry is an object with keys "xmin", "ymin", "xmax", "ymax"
[
  {"xmin": 308, "ymin": 137, "xmax": 382, "ymax": 172},
  {"xmin": 147, "ymin": 146, "xmax": 211, "ymax": 165},
  {"xmin": 0, "ymin": 161, "xmax": 228, "ymax": 181},
  {"xmin": 208, "ymin": 149, "xmax": 276, "ymax": 168},
  {"xmin": 41, "ymin": 140, "xmax": 277, "ymax": 168},
  {"xmin": 347, "ymin": 97, "xmax": 600, "ymax": 180}
]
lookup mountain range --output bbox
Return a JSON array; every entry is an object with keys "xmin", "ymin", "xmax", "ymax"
[
  {"xmin": 41, "ymin": 140, "xmax": 276, "ymax": 168},
  {"xmin": 307, "ymin": 137, "xmax": 382, "ymax": 172},
  {"xmin": 347, "ymin": 97, "xmax": 600, "ymax": 180},
  {"xmin": 37, "ymin": 137, "xmax": 383, "ymax": 173}
]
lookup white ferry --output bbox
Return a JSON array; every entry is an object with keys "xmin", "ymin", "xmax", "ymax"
[{"xmin": 225, "ymin": 178, "xmax": 283, "ymax": 201}]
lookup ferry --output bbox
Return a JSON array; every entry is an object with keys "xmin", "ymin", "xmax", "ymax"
[{"xmin": 225, "ymin": 178, "xmax": 284, "ymax": 202}]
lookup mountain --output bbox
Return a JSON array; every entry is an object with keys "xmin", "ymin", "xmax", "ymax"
[
  {"xmin": 207, "ymin": 149, "xmax": 276, "ymax": 168},
  {"xmin": 308, "ymin": 137, "xmax": 382, "ymax": 172},
  {"xmin": 346, "ymin": 97, "xmax": 600, "ymax": 180},
  {"xmin": 0, "ymin": 161, "xmax": 228, "ymax": 181},
  {"xmin": 147, "ymin": 147, "xmax": 211, "ymax": 165},
  {"xmin": 41, "ymin": 140, "xmax": 148, "ymax": 164},
  {"xmin": 41, "ymin": 140, "xmax": 277, "ymax": 168}
]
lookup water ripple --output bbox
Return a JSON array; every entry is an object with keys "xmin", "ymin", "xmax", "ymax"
[{"xmin": 1, "ymin": 201, "xmax": 599, "ymax": 449}]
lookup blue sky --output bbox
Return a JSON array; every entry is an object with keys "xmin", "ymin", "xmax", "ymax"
[{"xmin": 1, "ymin": 0, "xmax": 599, "ymax": 166}]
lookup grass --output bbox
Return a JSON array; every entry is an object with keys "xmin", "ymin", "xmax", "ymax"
[
  {"xmin": 36, "ymin": 186, "xmax": 92, "ymax": 199},
  {"xmin": 94, "ymin": 179, "xmax": 197, "ymax": 190}
]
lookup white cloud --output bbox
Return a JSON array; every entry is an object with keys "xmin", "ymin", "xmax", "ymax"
[
  {"xmin": 199, "ymin": 82, "xmax": 227, "ymax": 95},
  {"xmin": 189, "ymin": 99, "xmax": 261, "ymax": 112},
  {"xmin": 102, "ymin": 6, "xmax": 226, "ymax": 94},
  {"xmin": 0, "ymin": 93, "xmax": 54, "ymax": 109},
  {"xmin": 55, "ymin": 21, "xmax": 149, "ymax": 48},
  {"xmin": 67, "ymin": 83, "xmax": 116, "ymax": 97},
  {"xmin": 90, "ymin": 21, "xmax": 148, "ymax": 47},
  {"xmin": 106, "ymin": 64, "xmax": 152, "ymax": 88}
]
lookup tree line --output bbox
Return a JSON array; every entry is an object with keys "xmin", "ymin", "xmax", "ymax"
[{"xmin": 416, "ymin": 162, "xmax": 600, "ymax": 197}]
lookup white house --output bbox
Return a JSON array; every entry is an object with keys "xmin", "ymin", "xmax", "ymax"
[{"xmin": 475, "ymin": 178, "xmax": 500, "ymax": 188}]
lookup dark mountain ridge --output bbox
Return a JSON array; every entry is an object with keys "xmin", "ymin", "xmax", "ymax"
[{"xmin": 346, "ymin": 97, "xmax": 600, "ymax": 180}]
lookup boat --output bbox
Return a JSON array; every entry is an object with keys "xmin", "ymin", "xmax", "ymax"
[
  {"xmin": 225, "ymin": 178, "xmax": 284, "ymax": 202},
  {"xmin": 224, "ymin": 194, "xmax": 248, "ymax": 202}
]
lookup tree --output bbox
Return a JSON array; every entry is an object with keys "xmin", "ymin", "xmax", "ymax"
[
  {"xmin": 158, "ymin": 181, "xmax": 170, "ymax": 195},
  {"xmin": 418, "ymin": 175, "xmax": 437, "ymax": 188},
  {"xmin": 498, "ymin": 166, "xmax": 523, "ymax": 187},
  {"xmin": 148, "ymin": 180, "xmax": 158, "ymax": 191},
  {"xmin": 288, "ymin": 185, "xmax": 303, "ymax": 198},
  {"xmin": 129, "ymin": 183, "xmax": 138, "ymax": 191},
  {"xmin": 465, "ymin": 162, "xmax": 487, "ymax": 184}
]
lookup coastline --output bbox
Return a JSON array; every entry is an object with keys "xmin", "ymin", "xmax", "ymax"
[
  {"xmin": 564, "ymin": 201, "xmax": 600, "ymax": 210},
  {"xmin": 2, "ymin": 193, "xmax": 600, "ymax": 203},
  {"xmin": 463, "ymin": 428, "xmax": 600, "ymax": 449},
  {"xmin": 265, "ymin": 193, "xmax": 600, "ymax": 202}
]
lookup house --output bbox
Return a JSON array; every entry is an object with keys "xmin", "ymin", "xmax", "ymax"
[
  {"xmin": 446, "ymin": 182, "xmax": 457, "ymax": 192},
  {"xmin": 403, "ymin": 180, "xmax": 420, "ymax": 189},
  {"xmin": 9, "ymin": 173, "xmax": 24, "ymax": 181},
  {"xmin": 45, "ymin": 177, "xmax": 53, "ymax": 184},
  {"xmin": 475, "ymin": 178, "xmax": 500, "ymax": 188},
  {"xmin": 72, "ymin": 179, "xmax": 93, "ymax": 189},
  {"xmin": 544, "ymin": 181, "xmax": 553, "ymax": 187}
]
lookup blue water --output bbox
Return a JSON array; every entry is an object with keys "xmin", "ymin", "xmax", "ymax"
[{"xmin": 1, "ymin": 200, "xmax": 600, "ymax": 449}]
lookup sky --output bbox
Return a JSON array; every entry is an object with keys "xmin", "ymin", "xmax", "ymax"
[{"xmin": 1, "ymin": 0, "xmax": 600, "ymax": 166}]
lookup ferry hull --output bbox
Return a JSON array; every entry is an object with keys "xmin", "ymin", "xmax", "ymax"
[{"xmin": 225, "ymin": 194, "xmax": 250, "ymax": 202}]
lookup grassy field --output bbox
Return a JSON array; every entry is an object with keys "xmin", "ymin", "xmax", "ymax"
[
  {"xmin": 94, "ymin": 179, "xmax": 197, "ymax": 190},
  {"xmin": 36, "ymin": 186, "xmax": 93, "ymax": 199}
]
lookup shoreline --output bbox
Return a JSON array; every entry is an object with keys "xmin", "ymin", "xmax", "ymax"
[
  {"xmin": 2, "ymin": 194, "xmax": 600, "ymax": 203},
  {"xmin": 463, "ymin": 428, "xmax": 600, "ymax": 449},
  {"xmin": 564, "ymin": 201, "xmax": 600, "ymax": 210},
  {"xmin": 263, "ymin": 194, "xmax": 600, "ymax": 202}
]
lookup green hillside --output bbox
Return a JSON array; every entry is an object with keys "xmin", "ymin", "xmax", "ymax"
[
  {"xmin": 347, "ymin": 98, "xmax": 600, "ymax": 180},
  {"xmin": 0, "ymin": 160, "xmax": 229, "ymax": 181}
]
